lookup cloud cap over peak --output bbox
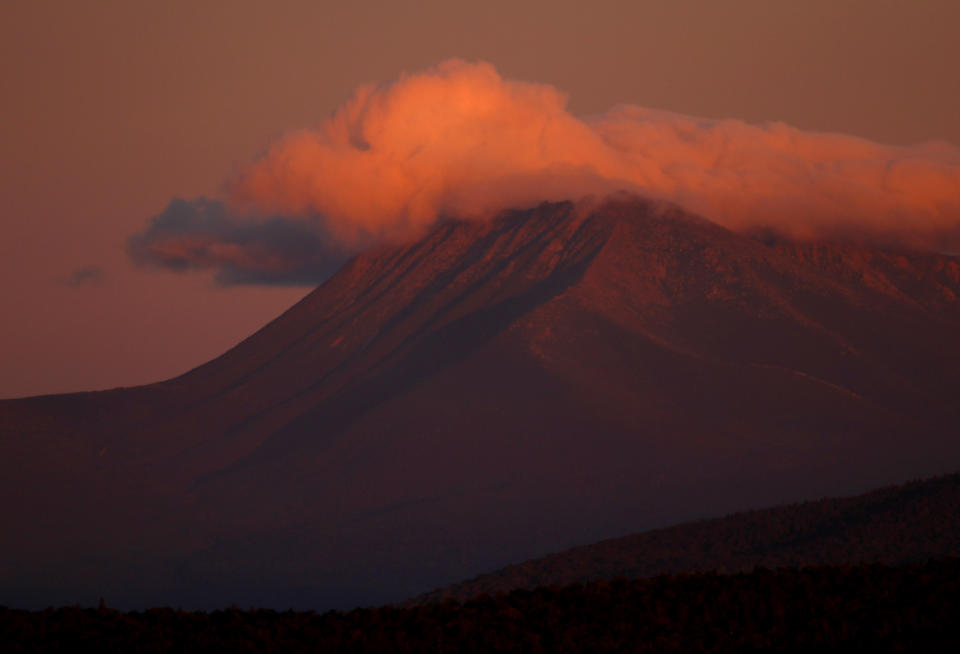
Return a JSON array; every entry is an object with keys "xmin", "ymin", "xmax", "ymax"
[{"xmin": 130, "ymin": 59, "xmax": 960, "ymax": 285}]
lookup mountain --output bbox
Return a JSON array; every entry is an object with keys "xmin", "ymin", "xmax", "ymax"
[
  {"xmin": 2, "ymin": 195, "xmax": 960, "ymax": 610},
  {"xmin": 413, "ymin": 472, "xmax": 960, "ymax": 604}
]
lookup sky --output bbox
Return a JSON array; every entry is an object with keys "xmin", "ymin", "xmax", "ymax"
[{"xmin": 1, "ymin": 0, "xmax": 958, "ymax": 399}]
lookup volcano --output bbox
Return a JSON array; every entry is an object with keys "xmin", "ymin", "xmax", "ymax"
[{"xmin": 3, "ymin": 195, "xmax": 960, "ymax": 610}]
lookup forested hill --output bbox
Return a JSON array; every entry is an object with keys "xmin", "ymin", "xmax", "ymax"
[{"xmin": 413, "ymin": 472, "xmax": 960, "ymax": 604}]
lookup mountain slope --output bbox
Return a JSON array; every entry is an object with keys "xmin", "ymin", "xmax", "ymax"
[
  {"xmin": 412, "ymin": 471, "xmax": 960, "ymax": 604},
  {"xmin": 2, "ymin": 195, "xmax": 960, "ymax": 610}
]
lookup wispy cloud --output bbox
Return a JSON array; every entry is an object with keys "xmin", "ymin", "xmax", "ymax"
[
  {"xmin": 64, "ymin": 265, "xmax": 105, "ymax": 286},
  {"xmin": 128, "ymin": 197, "xmax": 351, "ymax": 285}
]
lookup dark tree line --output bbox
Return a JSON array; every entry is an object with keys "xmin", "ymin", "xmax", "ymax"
[{"xmin": 3, "ymin": 558, "xmax": 960, "ymax": 652}]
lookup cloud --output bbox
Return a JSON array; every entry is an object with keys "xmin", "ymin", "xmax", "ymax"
[
  {"xmin": 128, "ymin": 197, "xmax": 350, "ymax": 285},
  {"xmin": 64, "ymin": 265, "xmax": 105, "ymax": 286},
  {"xmin": 130, "ymin": 59, "xmax": 960, "ymax": 284}
]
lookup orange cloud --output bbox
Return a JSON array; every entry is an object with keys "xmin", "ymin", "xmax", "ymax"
[
  {"xmin": 133, "ymin": 60, "xmax": 960, "ymax": 283},
  {"xmin": 228, "ymin": 61, "xmax": 627, "ymax": 245}
]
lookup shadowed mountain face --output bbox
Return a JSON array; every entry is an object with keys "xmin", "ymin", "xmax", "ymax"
[{"xmin": 2, "ymin": 196, "xmax": 960, "ymax": 610}]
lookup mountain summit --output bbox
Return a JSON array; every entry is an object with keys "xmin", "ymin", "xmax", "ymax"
[{"xmin": 3, "ymin": 195, "xmax": 960, "ymax": 609}]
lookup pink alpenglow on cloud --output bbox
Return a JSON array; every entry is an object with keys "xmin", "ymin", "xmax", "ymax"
[{"xmin": 130, "ymin": 60, "xmax": 960, "ymax": 284}]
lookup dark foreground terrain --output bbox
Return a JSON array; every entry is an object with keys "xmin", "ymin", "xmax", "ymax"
[{"xmin": 3, "ymin": 559, "xmax": 959, "ymax": 652}]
